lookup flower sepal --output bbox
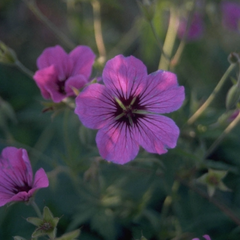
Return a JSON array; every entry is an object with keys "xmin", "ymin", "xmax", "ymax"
[
  {"xmin": 196, "ymin": 169, "xmax": 231, "ymax": 197},
  {"xmin": 27, "ymin": 206, "xmax": 59, "ymax": 239}
]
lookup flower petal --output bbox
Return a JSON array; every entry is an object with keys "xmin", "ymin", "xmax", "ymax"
[
  {"xmin": 1, "ymin": 147, "xmax": 33, "ymax": 186},
  {"xmin": 33, "ymin": 65, "xmax": 66, "ymax": 103},
  {"xmin": 139, "ymin": 70, "xmax": 185, "ymax": 113},
  {"xmin": 75, "ymin": 83, "xmax": 115, "ymax": 129},
  {"xmin": 102, "ymin": 55, "xmax": 148, "ymax": 99},
  {"xmin": 96, "ymin": 122, "xmax": 139, "ymax": 164},
  {"xmin": 69, "ymin": 46, "xmax": 96, "ymax": 78},
  {"xmin": 37, "ymin": 45, "xmax": 72, "ymax": 80},
  {"xmin": 135, "ymin": 114, "xmax": 180, "ymax": 155},
  {"xmin": 29, "ymin": 168, "xmax": 49, "ymax": 196},
  {"xmin": 65, "ymin": 74, "xmax": 88, "ymax": 96},
  {"xmin": 203, "ymin": 235, "xmax": 211, "ymax": 240}
]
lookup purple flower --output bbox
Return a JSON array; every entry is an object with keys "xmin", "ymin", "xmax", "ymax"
[
  {"xmin": 0, "ymin": 147, "xmax": 49, "ymax": 207},
  {"xmin": 177, "ymin": 13, "xmax": 204, "ymax": 41},
  {"xmin": 75, "ymin": 55, "xmax": 185, "ymax": 164},
  {"xmin": 221, "ymin": 1, "xmax": 240, "ymax": 31},
  {"xmin": 33, "ymin": 45, "xmax": 95, "ymax": 103},
  {"xmin": 192, "ymin": 235, "xmax": 211, "ymax": 240}
]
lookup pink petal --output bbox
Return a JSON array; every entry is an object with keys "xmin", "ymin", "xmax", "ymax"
[
  {"xmin": 75, "ymin": 83, "xmax": 115, "ymax": 129},
  {"xmin": 65, "ymin": 74, "xmax": 88, "ymax": 96},
  {"xmin": 1, "ymin": 147, "xmax": 33, "ymax": 186},
  {"xmin": 140, "ymin": 70, "xmax": 185, "ymax": 113},
  {"xmin": 30, "ymin": 168, "xmax": 49, "ymax": 194},
  {"xmin": 203, "ymin": 235, "xmax": 211, "ymax": 240},
  {"xmin": 37, "ymin": 45, "xmax": 72, "ymax": 81},
  {"xmin": 33, "ymin": 65, "xmax": 66, "ymax": 103},
  {"xmin": 69, "ymin": 46, "xmax": 96, "ymax": 78},
  {"xmin": 96, "ymin": 122, "xmax": 139, "ymax": 164},
  {"xmin": 135, "ymin": 115, "xmax": 180, "ymax": 155},
  {"xmin": 102, "ymin": 55, "xmax": 147, "ymax": 99}
]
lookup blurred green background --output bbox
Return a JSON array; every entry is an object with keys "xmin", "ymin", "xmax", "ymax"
[{"xmin": 1, "ymin": 0, "xmax": 240, "ymax": 239}]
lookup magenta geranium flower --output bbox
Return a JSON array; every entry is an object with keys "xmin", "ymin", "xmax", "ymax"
[
  {"xmin": 177, "ymin": 13, "xmax": 204, "ymax": 41},
  {"xmin": 0, "ymin": 147, "xmax": 49, "ymax": 207},
  {"xmin": 221, "ymin": 1, "xmax": 240, "ymax": 32},
  {"xmin": 75, "ymin": 55, "xmax": 185, "ymax": 164},
  {"xmin": 33, "ymin": 45, "xmax": 95, "ymax": 103},
  {"xmin": 192, "ymin": 235, "xmax": 211, "ymax": 240}
]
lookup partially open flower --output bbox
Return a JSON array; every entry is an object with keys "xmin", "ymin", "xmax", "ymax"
[
  {"xmin": 33, "ymin": 45, "xmax": 95, "ymax": 103},
  {"xmin": 0, "ymin": 147, "xmax": 49, "ymax": 207}
]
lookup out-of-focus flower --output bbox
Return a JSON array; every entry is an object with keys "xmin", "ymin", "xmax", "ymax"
[
  {"xmin": 197, "ymin": 169, "xmax": 231, "ymax": 197},
  {"xmin": 75, "ymin": 55, "xmax": 185, "ymax": 164},
  {"xmin": 192, "ymin": 235, "xmax": 211, "ymax": 240},
  {"xmin": 33, "ymin": 45, "xmax": 95, "ymax": 103},
  {"xmin": 177, "ymin": 13, "xmax": 204, "ymax": 41},
  {"xmin": 221, "ymin": 1, "xmax": 240, "ymax": 31},
  {"xmin": 0, "ymin": 147, "xmax": 49, "ymax": 207}
]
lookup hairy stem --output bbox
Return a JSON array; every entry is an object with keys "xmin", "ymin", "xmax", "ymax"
[
  {"xmin": 30, "ymin": 200, "xmax": 42, "ymax": 218},
  {"xmin": 22, "ymin": 0, "xmax": 76, "ymax": 50},
  {"xmin": 187, "ymin": 63, "xmax": 237, "ymax": 125},
  {"xmin": 15, "ymin": 60, "xmax": 34, "ymax": 78},
  {"xmin": 205, "ymin": 110, "xmax": 240, "ymax": 158}
]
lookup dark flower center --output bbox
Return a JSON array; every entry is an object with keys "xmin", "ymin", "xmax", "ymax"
[
  {"xmin": 114, "ymin": 95, "xmax": 146, "ymax": 126},
  {"xmin": 13, "ymin": 181, "xmax": 32, "ymax": 194},
  {"xmin": 57, "ymin": 80, "xmax": 66, "ymax": 94}
]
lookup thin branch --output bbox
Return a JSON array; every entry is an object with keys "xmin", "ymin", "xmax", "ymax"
[
  {"xmin": 187, "ymin": 63, "xmax": 237, "ymax": 125},
  {"xmin": 22, "ymin": 0, "xmax": 76, "ymax": 50}
]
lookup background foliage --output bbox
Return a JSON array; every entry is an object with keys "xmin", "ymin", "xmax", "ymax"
[{"xmin": 1, "ymin": 0, "xmax": 240, "ymax": 239}]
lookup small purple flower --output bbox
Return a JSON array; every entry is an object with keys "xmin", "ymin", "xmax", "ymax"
[
  {"xmin": 192, "ymin": 235, "xmax": 211, "ymax": 240},
  {"xmin": 177, "ymin": 13, "xmax": 204, "ymax": 41},
  {"xmin": 0, "ymin": 147, "xmax": 49, "ymax": 207},
  {"xmin": 75, "ymin": 55, "xmax": 185, "ymax": 164},
  {"xmin": 221, "ymin": 1, "xmax": 240, "ymax": 31},
  {"xmin": 33, "ymin": 45, "xmax": 95, "ymax": 103}
]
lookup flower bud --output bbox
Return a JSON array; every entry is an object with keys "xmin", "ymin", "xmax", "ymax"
[
  {"xmin": 137, "ymin": 0, "xmax": 156, "ymax": 21},
  {"xmin": 0, "ymin": 41, "xmax": 17, "ymax": 64},
  {"xmin": 228, "ymin": 52, "xmax": 239, "ymax": 64},
  {"xmin": 226, "ymin": 83, "xmax": 240, "ymax": 110}
]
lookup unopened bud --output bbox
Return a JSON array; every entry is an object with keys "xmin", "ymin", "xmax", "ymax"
[
  {"xmin": 137, "ymin": 0, "xmax": 155, "ymax": 21},
  {"xmin": 0, "ymin": 41, "xmax": 17, "ymax": 64},
  {"xmin": 228, "ymin": 52, "xmax": 239, "ymax": 64},
  {"xmin": 226, "ymin": 83, "xmax": 240, "ymax": 110}
]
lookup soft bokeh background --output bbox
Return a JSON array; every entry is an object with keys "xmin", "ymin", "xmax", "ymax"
[{"xmin": 1, "ymin": 0, "xmax": 240, "ymax": 239}]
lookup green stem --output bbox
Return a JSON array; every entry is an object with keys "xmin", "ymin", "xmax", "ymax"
[
  {"xmin": 31, "ymin": 200, "xmax": 42, "ymax": 218},
  {"xmin": 187, "ymin": 63, "xmax": 237, "ymax": 125},
  {"xmin": 15, "ymin": 60, "xmax": 34, "ymax": 78},
  {"xmin": 91, "ymin": 0, "xmax": 106, "ymax": 64},
  {"xmin": 205, "ymin": 110, "xmax": 240, "ymax": 158},
  {"xmin": 22, "ymin": 0, "xmax": 76, "ymax": 50},
  {"xmin": 158, "ymin": 7, "xmax": 178, "ymax": 70},
  {"xmin": 149, "ymin": 21, "xmax": 170, "ymax": 62}
]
